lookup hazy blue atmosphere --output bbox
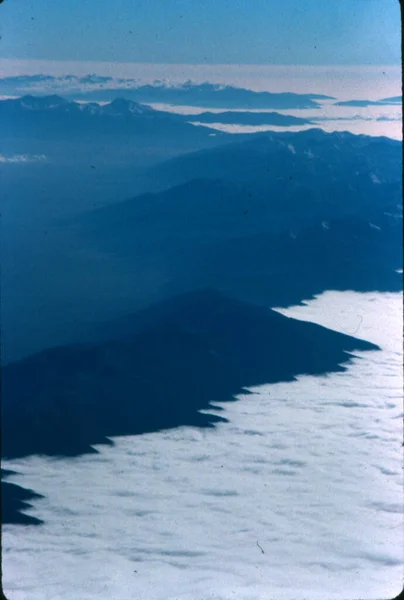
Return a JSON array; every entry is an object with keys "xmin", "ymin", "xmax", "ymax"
[
  {"xmin": 0, "ymin": 0, "xmax": 400, "ymax": 64},
  {"xmin": 1, "ymin": 1, "xmax": 402, "ymax": 599}
]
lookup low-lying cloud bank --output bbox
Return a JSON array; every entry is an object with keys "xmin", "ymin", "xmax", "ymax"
[{"xmin": 0, "ymin": 153, "xmax": 47, "ymax": 164}]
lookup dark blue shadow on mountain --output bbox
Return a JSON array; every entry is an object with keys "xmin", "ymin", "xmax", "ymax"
[
  {"xmin": 1, "ymin": 469, "xmax": 44, "ymax": 526},
  {"xmin": 136, "ymin": 129, "xmax": 401, "ymax": 194},
  {"xmin": 2, "ymin": 289, "xmax": 378, "ymax": 466},
  {"xmin": 72, "ymin": 151, "xmax": 402, "ymax": 311},
  {"xmin": 189, "ymin": 216, "xmax": 403, "ymax": 308}
]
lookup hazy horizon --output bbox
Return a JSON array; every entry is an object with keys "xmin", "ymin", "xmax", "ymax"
[{"xmin": 0, "ymin": 60, "xmax": 401, "ymax": 102}]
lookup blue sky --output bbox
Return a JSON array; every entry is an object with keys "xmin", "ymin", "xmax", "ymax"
[{"xmin": 0, "ymin": 0, "xmax": 401, "ymax": 65}]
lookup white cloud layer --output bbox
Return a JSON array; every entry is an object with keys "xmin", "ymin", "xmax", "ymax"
[
  {"xmin": 0, "ymin": 154, "xmax": 46, "ymax": 164},
  {"xmin": 168, "ymin": 102, "xmax": 402, "ymax": 140},
  {"xmin": 2, "ymin": 290, "xmax": 403, "ymax": 600}
]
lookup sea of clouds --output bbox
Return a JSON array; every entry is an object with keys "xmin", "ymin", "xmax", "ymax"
[{"xmin": 2, "ymin": 290, "xmax": 402, "ymax": 600}]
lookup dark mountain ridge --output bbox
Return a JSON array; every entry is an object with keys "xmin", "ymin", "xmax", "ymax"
[
  {"xmin": 0, "ymin": 95, "xmax": 245, "ymax": 169},
  {"xmin": 2, "ymin": 289, "xmax": 378, "ymax": 462},
  {"xmin": 0, "ymin": 95, "xmax": 210, "ymax": 138},
  {"xmin": 66, "ymin": 129, "xmax": 401, "ymax": 326},
  {"xmin": 334, "ymin": 97, "xmax": 402, "ymax": 107},
  {"xmin": 1, "ymin": 469, "xmax": 44, "ymax": 526},
  {"xmin": 136, "ymin": 128, "xmax": 401, "ymax": 193}
]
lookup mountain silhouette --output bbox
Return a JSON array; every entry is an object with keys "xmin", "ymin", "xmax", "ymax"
[
  {"xmin": 334, "ymin": 98, "xmax": 402, "ymax": 107},
  {"xmin": 2, "ymin": 289, "xmax": 378, "ymax": 462},
  {"xmin": 61, "ymin": 129, "xmax": 402, "ymax": 330},
  {"xmin": 379, "ymin": 95, "xmax": 402, "ymax": 104},
  {"xmin": 0, "ymin": 95, "xmax": 239, "ymax": 168},
  {"xmin": 0, "ymin": 95, "xmax": 220, "ymax": 139},
  {"xmin": 1, "ymin": 469, "xmax": 44, "ymax": 526},
  {"xmin": 0, "ymin": 76, "xmax": 335, "ymax": 109},
  {"xmin": 136, "ymin": 128, "xmax": 401, "ymax": 193}
]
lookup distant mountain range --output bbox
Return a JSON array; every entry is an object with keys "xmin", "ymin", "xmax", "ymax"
[
  {"xmin": 0, "ymin": 75, "xmax": 334, "ymax": 108},
  {"xmin": 0, "ymin": 95, "xmax": 236, "ymax": 167},
  {"xmin": 0, "ymin": 94, "xmax": 215, "ymax": 138},
  {"xmin": 0, "ymin": 95, "xmax": 324, "ymax": 172},
  {"xmin": 0, "ymin": 95, "xmax": 313, "ymax": 135},
  {"xmin": 380, "ymin": 95, "xmax": 402, "ymax": 103},
  {"xmin": 335, "ymin": 97, "xmax": 402, "ymax": 107},
  {"xmin": 1, "ymin": 74, "xmax": 400, "ymax": 111},
  {"xmin": 64, "ymin": 83, "xmax": 330, "ymax": 109}
]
